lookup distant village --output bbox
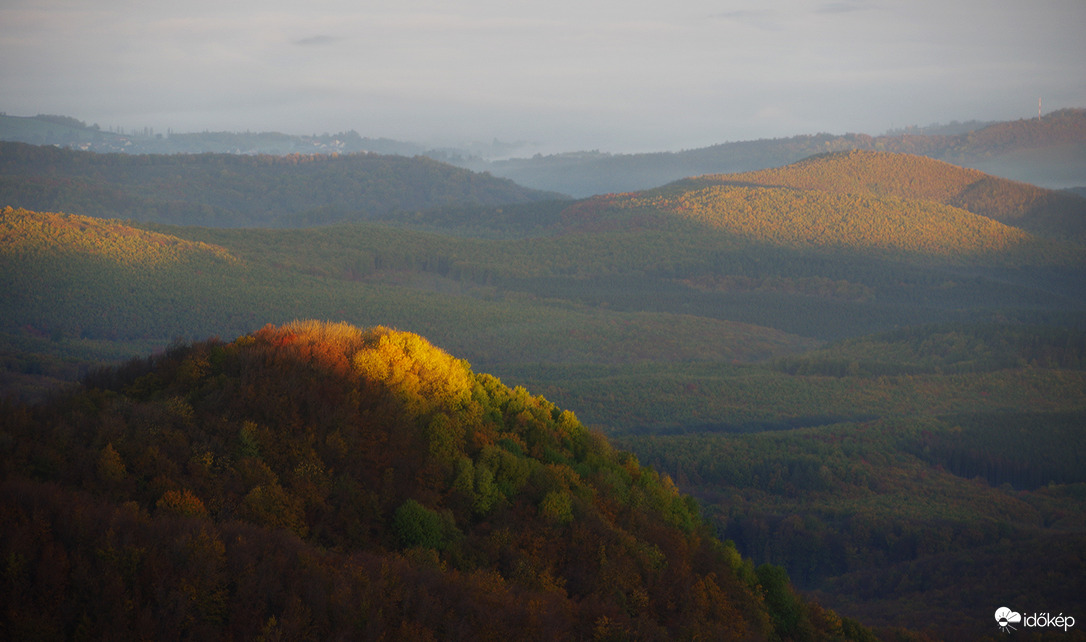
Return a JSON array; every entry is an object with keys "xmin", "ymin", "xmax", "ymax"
[{"xmin": 65, "ymin": 133, "xmax": 357, "ymax": 156}]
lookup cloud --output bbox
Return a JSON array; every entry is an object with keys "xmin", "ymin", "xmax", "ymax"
[
  {"xmin": 708, "ymin": 9, "xmax": 785, "ymax": 31},
  {"xmin": 293, "ymin": 35, "xmax": 340, "ymax": 46},
  {"xmin": 817, "ymin": 2, "xmax": 866, "ymax": 14},
  {"xmin": 0, "ymin": 0, "xmax": 1083, "ymax": 150}
]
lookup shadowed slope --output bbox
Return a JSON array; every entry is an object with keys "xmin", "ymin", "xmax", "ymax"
[{"xmin": 0, "ymin": 321, "xmax": 878, "ymax": 641}]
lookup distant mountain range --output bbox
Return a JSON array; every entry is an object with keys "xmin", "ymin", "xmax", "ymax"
[
  {"xmin": 0, "ymin": 113, "xmax": 429, "ymax": 156},
  {"xmin": 0, "ymin": 112, "xmax": 525, "ymax": 160},
  {"xmin": 464, "ymin": 108, "xmax": 1086, "ymax": 196},
  {"xmin": 5, "ymin": 108, "xmax": 1084, "ymax": 200}
]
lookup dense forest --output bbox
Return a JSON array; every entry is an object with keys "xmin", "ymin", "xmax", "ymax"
[
  {"xmin": 0, "ymin": 321, "xmax": 878, "ymax": 641},
  {"xmin": 0, "ymin": 141, "xmax": 564, "ymax": 227},
  {"xmin": 2, "ymin": 143, "xmax": 1085, "ymax": 639},
  {"xmin": 676, "ymin": 150, "xmax": 1086, "ymax": 239}
]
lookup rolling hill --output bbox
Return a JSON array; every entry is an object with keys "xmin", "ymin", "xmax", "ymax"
[
  {"xmin": 679, "ymin": 150, "xmax": 1086, "ymax": 239},
  {"xmin": 3, "ymin": 148, "xmax": 1086, "ymax": 638},
  {"xmin": 0, "ymin": 141, "xmax": 565, "ymax": 228},
  {"xmin": 0, "ymin": 206, "xmax": 236, "ymax": 266},
  {"xmin": 0, "ymin": 320, "xmax": 875, "ymax": 641},
  {"xmin": 3, "ymin": 150, "xmax": 1085, "ymax": 395},
  {"xmin": 469, "ymin": 108, "xmax": 1086, "ymax": 197},
  {"xmin": 0, "ymin": 205, "xmax": 823, "ymax": 397},
  {"xmin": 559, "ymin": 151, "xmax": 1086, "ymax": 261}
]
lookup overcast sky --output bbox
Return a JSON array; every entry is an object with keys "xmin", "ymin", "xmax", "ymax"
[{"xmin": 2, "ymin": 0, "xmax": 1084, "ymax": 154}]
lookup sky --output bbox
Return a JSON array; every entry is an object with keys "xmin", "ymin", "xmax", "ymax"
[{"xmin": 2, "ymin": 0, "xmax": 1084, "ymax": 155}]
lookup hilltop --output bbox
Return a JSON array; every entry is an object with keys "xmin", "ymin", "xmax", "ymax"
[
  {"xmin": 0, "ymin": 321, "xmax": 874, "ymax": 641},
  {"xmin": 678, "ymin": 150, "xmax": 1086, "ymax": 239},
  {"xmin": 0, "ymin": 141, "xmax": 566, "ymax": 228}
]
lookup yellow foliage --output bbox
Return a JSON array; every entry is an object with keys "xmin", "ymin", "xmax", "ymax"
[
  {"xmin": 0, "ymin": 206, "xmax": 236, "ymax": 267},
  {"xmin": 604, "ymin": 182, "xmax": 1032, "ymax": 258},
  {"xmin": 351, "ymin": 327, "xmax": 473, "ymax": 412},
  {"xmin": 249, "ymin": 321, "xmax": 475, "ymax": 414}
]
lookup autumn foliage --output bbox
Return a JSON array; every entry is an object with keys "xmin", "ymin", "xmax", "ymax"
[
  {"xmin": 0, "ymin": 321, "xmax": 874, "ymax": 640},
  {"xmin": 561, "ymin": 152, "xmax": 1074, "ymax": 260}
]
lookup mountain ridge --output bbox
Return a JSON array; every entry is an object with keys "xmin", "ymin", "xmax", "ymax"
[
  {"xmin": 0, "ymin": 141, "xmax": 567, "ymax": 228},
  {"xmin": 7, "ymin": 108, "xmax": 1084, "ymax": 198},
  {"xmin": 473, "ymin": 109, "xmax": 1086, "ymax": 196}
]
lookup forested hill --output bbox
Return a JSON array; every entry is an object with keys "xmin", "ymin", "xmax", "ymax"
[
  {"xmin": 679, "ymin": 150, "xmax": 1086, "ymax": 239},
  {"xmin": 560, "ymin": 152, "xmax": 1082, "ymax": 259},
  {"xmin": 0, "ymin": 206, "xmax": 237, "ymax": 265},
  {"xmin": 473, "ymin": 108, "xmax": 1086, "ymax": 196},
  {"xmin": 0, "ymin": 141, "xmax": 566, "ymax": 228},
  {"xmin": 0, "ymin": 321, "xmax": 876, "ymax": 641}
]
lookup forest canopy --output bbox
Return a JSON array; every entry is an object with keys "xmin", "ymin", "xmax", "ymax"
[{"xmin": 0, "ymin": 321, "xmax": 876, "ymax": 641}]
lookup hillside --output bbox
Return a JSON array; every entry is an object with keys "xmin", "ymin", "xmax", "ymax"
[
  {"xmin": 681, "ymin": 150, "xmax": 1086, "ymax": 239},
  {"xmin": 0, "ymin": 321, "xmax": 875, "ymax": 641},
  {"xmin": 0, "ymin": 141, "xmax": 565, "ymax": 227},
  {"xmin": 470, "ymin": 109, "xmax": 1086, "ymax": 196},
  {"xmin": 0, "ymin": 206, "xmax": 236, "ymax": 266},
  {"xmin": 559, "ymin": 152, "xmax": 1085, "ymax": 259},
  {"xmin": 4, "ymin": 151, "xmax": 1086, "ymax": 637},
  {"xmin": 4, "ymin": 151, "xmax": 1085, "ymax": 394}
]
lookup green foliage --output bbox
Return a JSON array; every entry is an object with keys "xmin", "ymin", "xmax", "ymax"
[
  {"xmin": 774, "ymin": 323, "xmax": 1086, "ymax": 376},
  {"xmin": 392, "ymin": 499, "xmax": 456, "ymax": 550},
  {"xmin": 758, "ymin": 563, "xmax": 807, "ymax": 639},
  {"xmin": 0, "ymin": 141, "xmax": 562, "ymax": 227},
  {"xmin": 539, "ymin": 490, "xmax": 573, "ymax": 523},
  {"xmin": 623, "ymin": 407, "xmax": 1086, "ymax": 635}
]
